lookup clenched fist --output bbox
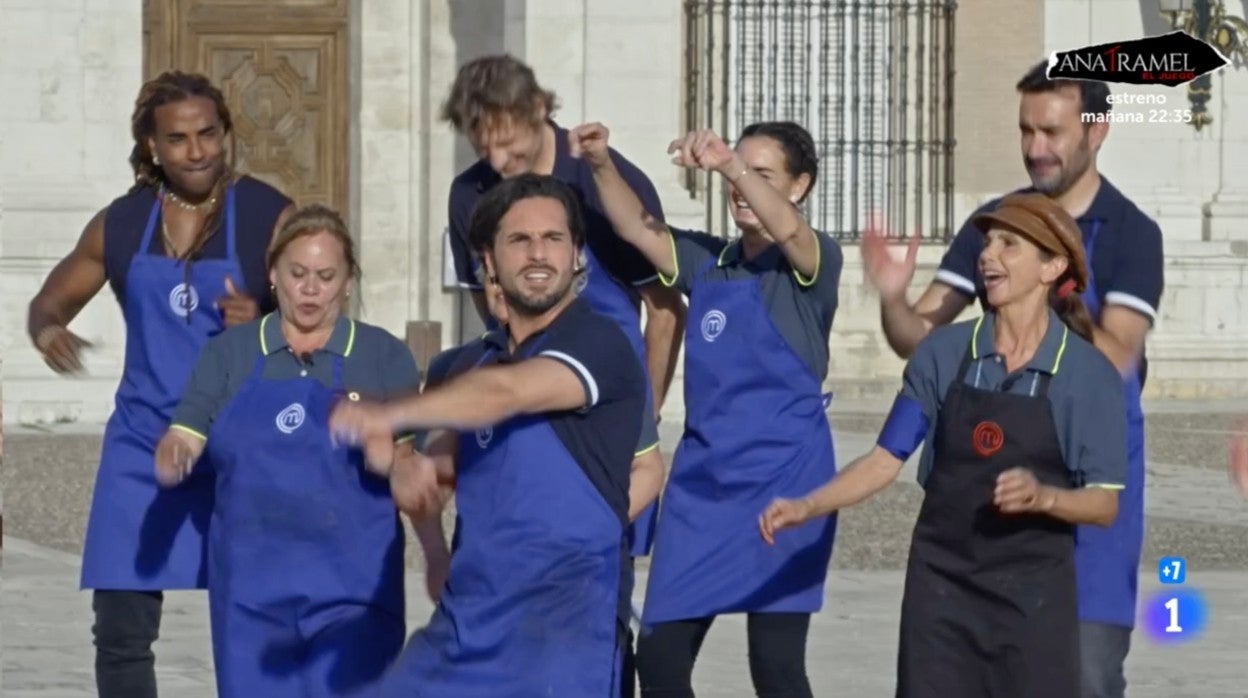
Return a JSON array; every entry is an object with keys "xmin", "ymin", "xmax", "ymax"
[
  {"xmin": 667, "ymin": 129, "xmax": 738, "ymax": 175},
  {"xmin": 567, "ymin": 122, "xmax": 613, "ymax": 170}
]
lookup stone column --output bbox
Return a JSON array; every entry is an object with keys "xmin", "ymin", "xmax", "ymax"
[{"xmin": 1205, "ymin": 66, "xmax": 1248, "ymax": 241}]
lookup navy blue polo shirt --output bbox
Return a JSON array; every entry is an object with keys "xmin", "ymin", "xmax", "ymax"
[
  {"xmin": 446, "ymin": 121, "xmax": 664, "ymax": 296},
  {"xmin": 103, "ymin": 175, "xmax": 291, "ymax": 312},
  {"xmin": 896, "ymin": 309, "xmax": 1128, "ymax": 489},
  {"xmin": 425, "ymin": 336, "xmax": 659, "ymax": 455},
  {"xmin": 171, "ymin": 313, "xmax": 422, "ymax": 443},
  {"xmin": 935, "ymin": 177, "xmax": 1164, "ymax": 384},
  {"xmin": 434, "ymin": 298, "xmax": 647, "ymax": 529},
  {"xmin": 661, "ymin": 229, "xmax": 844, "ymax": 381}
]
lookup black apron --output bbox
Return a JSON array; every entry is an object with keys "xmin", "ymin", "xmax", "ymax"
[{"xmin": 896, "ymin": 345, "xmax": 1080, "ymax": 698}]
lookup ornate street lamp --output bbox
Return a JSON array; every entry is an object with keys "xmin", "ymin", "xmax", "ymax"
[{"xmin": 1158, "ymin": 0, "xmax": 1248, "ymax": 130}]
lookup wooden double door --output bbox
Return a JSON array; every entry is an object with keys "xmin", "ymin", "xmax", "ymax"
[{"xmin": 143, "ymin": 0, "xmax": 349, "ymax": 212}]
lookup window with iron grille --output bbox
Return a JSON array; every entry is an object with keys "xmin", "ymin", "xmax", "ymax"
[{"xmin": 683, "ymin": 0, "xmax": 957, "ymax": 242}]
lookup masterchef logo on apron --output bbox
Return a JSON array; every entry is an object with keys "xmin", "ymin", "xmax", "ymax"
[
  {"xmin": 972, "ymin": 420, "xmax": 1004, "ymax": 457},
  {"xmin": 168, "ymin": 282, "xmax": 199, "ymax": 317},
  {"xmin": 275, "ymin": 403, "xmax": 307, "ymax": 435},
  {"xmin": 700, "ymin": 309, "xmax": 727, "ymax": 342}
]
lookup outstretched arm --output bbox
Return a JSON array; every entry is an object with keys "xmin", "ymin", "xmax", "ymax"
[
  {"xmin": 994, "ymin": 468, "xmax": 1118, "ymax": 527},
  {"xmin": 671, "ymin": 130, "xmax": 819, "ymax": 279},
  {"xmin": 759, "ymin": 446, "xmax": 904, "ymax": 544},
  {"xmin": 330, "ymin": 356, "xmax": 592, "ymax": 471},
  {"xmin": 390, "ymin": 357, "xmax": 588, "ymax": 431},
  {"xmin": 880, "ymin": 280, "xmax": 971, "ymax": 359},
  {"xmin": 760, "ymin": 378, "xmax": 935, "ymax": 543},
  {"xmin": 570, "ymin": 124, "xmax": 677, "ymax": 279}
]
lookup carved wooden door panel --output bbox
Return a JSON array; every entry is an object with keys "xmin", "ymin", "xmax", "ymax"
[{"xmin": 143, "ymin": 0, "xmax": 349, "ymax": 212}]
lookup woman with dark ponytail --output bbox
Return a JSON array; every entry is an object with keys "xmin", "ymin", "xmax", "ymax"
[
  {"xmin": 26, "ymin": 70, "xmax": 292, "ymax": 698},
  {"xmin": 572, "ymin": 119, "xmax": 842, "ymax": 697},
  {"xmin": 762, "ymin": 192, "xmax": 1129, "ymax": 698}
]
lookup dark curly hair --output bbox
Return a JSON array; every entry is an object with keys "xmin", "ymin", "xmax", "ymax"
[{"xmin": 129, "ymin": 70, "xmax": 235, "ymax": 191}]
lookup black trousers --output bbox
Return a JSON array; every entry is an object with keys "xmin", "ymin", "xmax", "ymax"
[
  {"xmin": 636, "ymin": 612, "xmax": 813, "ymax": 697},
  {"xmin": 92, "ymin": 590, "xmax": 163, "ymax": 698},
  {"xmin": 1079, "ymin": 622, "xmax": 1132, "ymax": 698},
  {"xmin": 621, "ymin": 622, "xmax": 638, "ymax": 697}
]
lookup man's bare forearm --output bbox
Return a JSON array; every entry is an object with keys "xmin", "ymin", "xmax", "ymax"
[{"xmin": 879, "ymin": 295, "xmax": 933, "ymax": 359}]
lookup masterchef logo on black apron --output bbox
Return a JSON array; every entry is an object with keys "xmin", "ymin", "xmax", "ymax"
[{"xmin": 972, "ymin": 420, "xmax": 1004, "ymax": 457}]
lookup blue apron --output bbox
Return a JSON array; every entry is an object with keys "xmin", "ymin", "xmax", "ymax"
[
  {"xmin": 81, "ymin": 185, "xmax": 240, "ymax": 590},
  {"xmin": 378, "ymin": 343, "xmax": 624, "ymax": 698},
  {"xmin": 577, "ymin": 245, "xmax": 660, "ymax": 557},
  {"xmin": 1074, "ymin": 220, "xmax": 1145, "ymax": 629},
  {"xmin": 206, "ymin": 353, "xmax": 405, "ymax": 697},
  {"xmin": 642, "ymin": 257, "xmax": 837, "ymax": 624}
]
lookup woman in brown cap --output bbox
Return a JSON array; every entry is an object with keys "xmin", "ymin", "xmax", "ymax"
[{"xmin": 759, "ymin": 192, "xmax": 1129, "ymax": 697}]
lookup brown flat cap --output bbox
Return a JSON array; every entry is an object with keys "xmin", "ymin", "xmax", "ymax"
[{"xmin": 972, "ymin": 192, "xmax": 1088, "ymax": 294}]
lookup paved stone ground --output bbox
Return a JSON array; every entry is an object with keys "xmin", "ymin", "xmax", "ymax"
[{"xmin": 4, "ymin": 399, "xmax": 1248, "ymax": 695}]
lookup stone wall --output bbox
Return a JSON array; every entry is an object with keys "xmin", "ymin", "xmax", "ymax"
[
  {"xmin": 4, "ymin": 0, "xmax": 1247, "ymax": 427},
  {"xmin": 0, "ymin": 0, "xmax": 142, "ymax": 424}
]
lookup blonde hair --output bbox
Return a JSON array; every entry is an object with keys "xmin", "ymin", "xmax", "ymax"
[{"xmin": 266, "ymin": 204, "xmax": 360, "ymax": 278}]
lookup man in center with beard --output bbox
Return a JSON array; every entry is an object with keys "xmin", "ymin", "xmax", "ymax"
[{"xmin": 330, "ymin": 173, "xmax": 648, "ymax": 697}]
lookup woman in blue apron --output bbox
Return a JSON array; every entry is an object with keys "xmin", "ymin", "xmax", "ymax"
[
  {"xmin": 761, "ymin": 193, "xmax": 1129, "ymax": 697},
  {"xmin": 329, "ymin": 174, "xmax": 649, "ymax": 697},
  {"xmin": 572, "ymin": 121, "xmax": 842, "ymax": 696},
  {"xmin": 25, "ymin": 71, "xmax": 290, "ymax": 698},
  {"xmin": 152, "ymin": 205, "xmax": 435, "ymax": 697}
]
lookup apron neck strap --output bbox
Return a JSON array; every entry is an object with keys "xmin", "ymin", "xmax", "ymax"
[
  {"xmin": 247, "ymin": 353, "xmax": 267, "ymax": 381},
  {"xmin": 1029, "ymin": 372, "xmax": 1053, "ymax": 399},
  {"xmin": 330, "ymin": 354, "xmax": 344, "ymax": 388},
  {"xmin": 954, "ymin": 345, "xmax": 977, "ymax": 386},
  {"xmin": 1081, "ymin": 217, "xmax": 1102, "ymax": 258},
  {"xmin": 224, "ymin": 182, "xmax": 237, "ymax": 261},
  {"xmin": 138, "ymin": 192, "xmax": 162, "ymax": 254},
  {"xmin": 139, "ymin": 183, "xmax": 237, "ymax": 260}
]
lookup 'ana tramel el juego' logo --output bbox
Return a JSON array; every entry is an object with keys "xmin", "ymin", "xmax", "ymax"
[{"xmin": 1046, "ymin": 30, "xmax": 1228, "ymax": 86}]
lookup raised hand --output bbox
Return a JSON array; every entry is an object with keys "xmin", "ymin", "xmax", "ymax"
[
  {"xmin": 860, "ymin": 221, "xmax": 921, "ymax": 304},
  {"xmin": 567, "ymin": 122, "xmax": 613, "ymax": 170},
  {"xmin": 667, "ymin": 129, "xmax": 736, "ymax": 174},
  {"xmin": 758, "ymin": 497, "xmax": 814, "ymax": 545},
  {"xmin": 217, "ymin": 276, "xmax": 259, "ymax": 327},
  {"xmin": 35, "ymin": 325, "xmax": 94, "ymax": 375}
]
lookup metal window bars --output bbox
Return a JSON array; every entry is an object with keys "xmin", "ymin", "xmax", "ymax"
[{"xmin": 682, "ymin": 0, "xmax": 957, "ymax": 242}]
